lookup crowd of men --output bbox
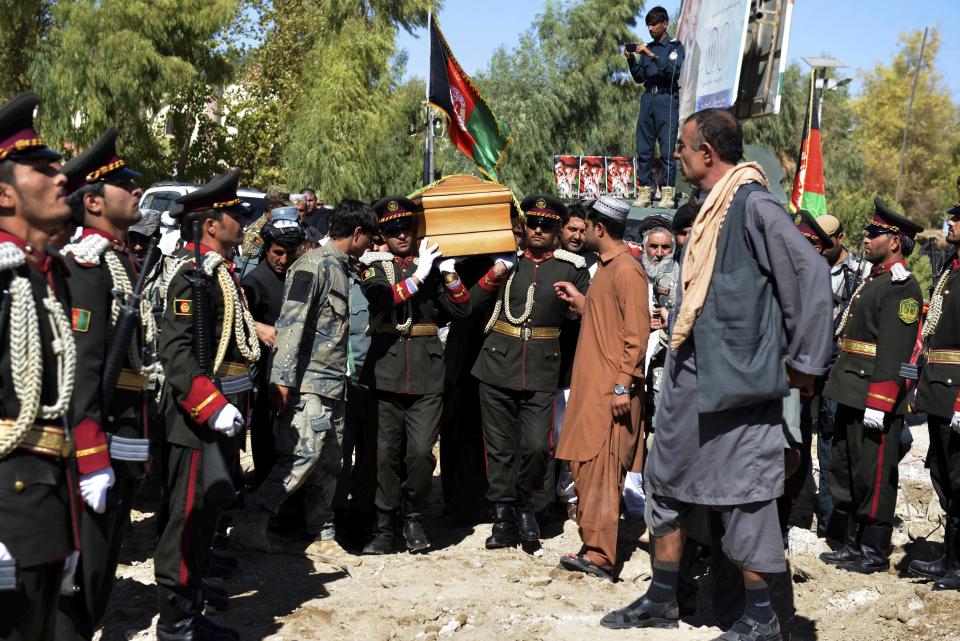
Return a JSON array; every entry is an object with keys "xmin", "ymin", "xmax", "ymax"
[{"xmin": 1, "ymin": 84, "xmax": 959, "ymax": 641}]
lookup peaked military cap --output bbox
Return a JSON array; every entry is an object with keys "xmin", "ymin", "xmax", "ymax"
[
  {"xmin": 520, "ymin": 193, "xmax": 567, "ymax": 227},
  {"xmin": 372, "ymin": 196, "xmax": 419, "ymax": 223},
  {"xmin": 865, "ymin": 197, "xmax": 922, "ymax": 239},
  {"xmin": 0, "ymin": 92, "xmax": 61, "ymax": 162},
  {"xmin": 62, "ymin": 127, "xmax": 140, "ymax": 194},
  {"xmin": 794, "ymin": 210, "xmax": 834, "ymax": 250},
  {"xmin": 170, "ymin": 168, "xmax": 249, "ymax": 219}
]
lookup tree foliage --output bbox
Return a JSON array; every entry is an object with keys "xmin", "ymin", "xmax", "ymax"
[{"xmin": 0, "ymin": 0, "xmax": 51, "ymax": 100}]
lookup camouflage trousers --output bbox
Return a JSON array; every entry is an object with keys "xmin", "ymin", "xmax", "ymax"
[{"xmin": 252, "ymin": 391, "xmax": 345, "ymax": 536}]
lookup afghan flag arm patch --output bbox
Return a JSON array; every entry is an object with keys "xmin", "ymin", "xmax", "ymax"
[
  {"xmin": 72, "ymin": 308, "xmax": 92, "ymax": 333},
  {"xmin": 174, "ymin": 299, "xmax": 193, "ymax": 316}
]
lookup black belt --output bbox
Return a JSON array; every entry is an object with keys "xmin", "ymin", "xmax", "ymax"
[
  {"xmin": 215, "ymin": 373, "xmax": 255, "ymax": 395},
  {"xmin": 107, "ymin": 434, "xmax": 150, "ymax": 462},
  {"xmin": 645, "ymin": 86, "xmax": 676, "ymax": 94}
]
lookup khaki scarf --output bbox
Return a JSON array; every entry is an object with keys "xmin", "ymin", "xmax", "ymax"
[{"xmin": 671, "ymin": 162, "xmax": 768, "ymax": 350}]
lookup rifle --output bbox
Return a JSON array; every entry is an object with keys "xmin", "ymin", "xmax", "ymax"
[{"xmin": 101, "ymin": 236, "xmax": 160, "ymax": 410}]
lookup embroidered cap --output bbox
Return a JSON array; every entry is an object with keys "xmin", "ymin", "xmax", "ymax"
[
  {"xmin": 864, "ymin": 197, "xmax": 922, "ymax": 239},
  {"xmin": 795, "ymin": 210, "xmax": 834, "ymax": 250},
  {"xmin": 61, "ymin": 127, "xmax": 141, "ymax": 194},
  {"xmin": 0, "ymin": 92, "xmax": 61, "ymax": 162},
  {"xmin": 169, "ymin": 168, "xmax": 251, "ymax": 220},
  {"xmin": 590, "ymin": 195, "xmax": 631, "ymax": 223}
]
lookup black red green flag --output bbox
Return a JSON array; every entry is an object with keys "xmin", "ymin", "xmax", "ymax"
[
  {"xmin": 428, "ymin": 14, "xmax": 512, "ymax": 180},
  {"xmin": 789, "ymin": 70, "xmax": 827, "ymax": 215}
]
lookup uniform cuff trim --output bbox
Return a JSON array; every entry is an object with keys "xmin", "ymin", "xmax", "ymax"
[
  {"xmin": 73, "ymin": 418, "xmax": 111, "ymax": 474},
  {"xmin": 180, "ymin": 376, "xmax": 227, "ymax": 424}
]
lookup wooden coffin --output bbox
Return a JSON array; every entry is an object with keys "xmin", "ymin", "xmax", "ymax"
[{"xmin": 410, "ymin": 174, "xmax": 517, "ymax": 257}]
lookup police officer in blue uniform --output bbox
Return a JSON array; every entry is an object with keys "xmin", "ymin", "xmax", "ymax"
[{"xmin": 626, "ymin": 6, "xmax": 684, "ymax": 207}]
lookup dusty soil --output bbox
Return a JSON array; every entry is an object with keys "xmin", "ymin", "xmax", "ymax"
[{"xmin": 98, "ymin": 425, "xmax": 960, "ymax": 641}]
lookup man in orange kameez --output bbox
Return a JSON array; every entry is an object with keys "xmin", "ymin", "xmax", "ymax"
[{"xmin": 554, "ymin": 195, "xmax": 650, "ymax": 580}]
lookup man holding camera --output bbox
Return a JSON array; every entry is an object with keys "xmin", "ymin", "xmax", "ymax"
[{"xmin": 626, "ymin": 6, "xmax": 684, "ymax": 210}]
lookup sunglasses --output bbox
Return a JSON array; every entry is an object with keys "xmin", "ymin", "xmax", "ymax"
[
  {"xmin": 864, "ymin": 229, "xmax": 892, "ymax": 239},
  {"xmin": 382, "ymin": 221, "xmax": 413, "ymax": 237},
  {"xmin": 525, "ymin": 216, "xmax": 559, "ymax": 230}
]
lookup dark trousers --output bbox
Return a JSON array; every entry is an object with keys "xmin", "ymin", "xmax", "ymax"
[
  {"xmin": 478, "ymin": 383, "xmax": 553, "ymax": 508},
  {"xmin": 829, "ymin": 403, "xmax": 902, "ymax": 527},
  {"xmin": 440, "ymin": 375, "xmax": 489, "ymax": 522},
  {"xmin": 373, "ymin": 391, "xmax": 442, "ymax": 513},
  {"xmin": 250, "ymin": 391, "xmax": 277, "ymax": 486},
  {"xmin": 337, "ymin": 382, "xmax": 376, "ymax": 512},
  {"xmin": 636, "ymin": 91, "xmax": 679, "ymax": 188},
  {"xmin": 56, "ymin": 472, "xmax": 138, "ymax": 640},
  {"xmin": 154, "ymin": 442, "xmax": 234, "ymax": 604},
  {"xmin": 927, "ymin": 415, "xmax": 960, "ymax": 518},
  {"xmin": 0, "ymin": 561, "xmax": 62, "ymax": 641},
  {"xmin": 816, "ymin": 397, "xmax": 839, "ymax": 536}
]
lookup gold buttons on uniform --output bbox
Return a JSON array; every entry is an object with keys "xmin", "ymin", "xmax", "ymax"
[{"xmin": 14, "ymin": 480, "xmax": 24, "ymax": 492}]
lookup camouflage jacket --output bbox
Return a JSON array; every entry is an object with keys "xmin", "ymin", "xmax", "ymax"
[
  {"xmin": 270, "ymin": 241, "xmax": 353, "ymax": 399},
  {"xmin": 240, "ymin": 213, "xmax": 268, "ymax": 261}
]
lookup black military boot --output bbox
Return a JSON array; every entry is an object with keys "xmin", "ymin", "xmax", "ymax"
[
  {"xmin": 908, "ymin": 518, "xmax": 952, "ymax": 580},
  {"xmin": 934, "ymin": 516, "xmax": 960, "ymax": 591},
  {"xmin": 362, "ymin": 509, "xmax": 395, "ymax": 555},
  {"xmin": 838, "ymin": 523, "xmax": 891, "ymax": 574},
  {"xmin": 402, "ymin": 508, "xmax": 430, "ymax": 553},
  {"xmin": 819, "ymin": 512, "xmax": 861, "ymax": 566},
  {"xmin": 485, "ymin": 503, "xmax": 518, "ymax": 549},
  {"xmin": 517, "ymin": 508, "xmax": 540, "ymax": 542}
]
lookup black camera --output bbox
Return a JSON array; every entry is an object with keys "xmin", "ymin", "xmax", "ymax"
[{"xmin": 623, "ymin": 43, "xmax": 639, "ymax": 53}]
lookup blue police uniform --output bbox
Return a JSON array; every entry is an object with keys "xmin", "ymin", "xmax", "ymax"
[{"xmin": 628, "ymin": 37, "xmax": 684, "ymax": 189}]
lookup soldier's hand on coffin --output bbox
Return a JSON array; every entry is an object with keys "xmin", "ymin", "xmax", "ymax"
[
  {"xmin": 951, "ymin": 411, "xmax": 960, "ymax": 433},
  {"xmin": 79, "ymin": 467, "xmax": 116, "ymax": 514},
  {"xmin": 270, "ymin": 383, "xmax": 290, "ymax": 412},
  {"xmin": 438, "ymin": 258, "xmax": 457, "ymax": 274},
  {"xmin": 863, "ymin": 407, "xmax": 885, "ymax": 430},
  {"xmin": 492, "ymin": 253, "xmax": 515, "ymax": 275},
  {"xmin": 209, "ymin": 403, "xmax": 243, "ymax": 437},
  {"xmin": 413, "ymin": 237, "xmax": 442, "ymax": 282}
]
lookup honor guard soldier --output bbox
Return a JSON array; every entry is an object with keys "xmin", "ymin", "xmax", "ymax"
[
  {"xmin": 56, "ymin": 128, "xmax": 152, "ymax": 641},
  {"xmin": 0, "ymin": 92, "xmax": 89, "ymax": 641},
  {"xmin": 358, "ymin": 196, "xmax": 471, "ymax": 554},
  {"xmin": 470, "ymin": 193, "xmax": 590, "ymax": 549},
  {"xmin": 822, "ymin": 198, "xmax": 923, "ymax": 574},
  {"xmin": 153, "ymin": 169, "xmax": 260, "ymax": 641},
  {"xmin": 236, "ymin": 199, "xmax": 377, "ymax": 566},
  {"xmin": 907, "ymin": 201, "xmax": 960, "ymax": 591}
]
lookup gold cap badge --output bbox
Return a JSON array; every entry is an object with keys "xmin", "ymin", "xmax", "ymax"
[{"xmin": 387, "ymin": 200, "xmax": 399, "ymax": 212}]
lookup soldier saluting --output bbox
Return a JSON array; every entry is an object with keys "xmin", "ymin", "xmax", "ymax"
[
  {"xmin": 470, "ymin": 193, "xmax": 589, "ymax": 549},
  {"xmin": 907, "ymin": 200, "xmax": 960, "ymax": 591},
  {"xmin": 153, "ymin": 169, "xmax": 259, "ymax": 641},
  {"xmin": 358, "ymin": 196, "xmax": 470, "ymax": 554},
  {"xmin": 56, "ymin": 128, "xmax": 152, "ymax": 641},
  {"xmin": 0, "ymin": 92, "xmax": 90, "ymax": 641},
  {"xmin": 821, "ymin": 198, "xmax": 923, "ymax": 574}
]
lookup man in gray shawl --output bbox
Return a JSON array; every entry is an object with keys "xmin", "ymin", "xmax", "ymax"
[{"xmin": 600, "ymin": 109, "xmax": 832, "ymax": 641}]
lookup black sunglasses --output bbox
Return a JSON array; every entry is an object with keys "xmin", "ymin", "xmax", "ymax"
[
  {"xmin": 382, "ymin": 221, "xmax": 413, "ymax": 237},
  {"xmin": 525, "ymin": 216, "xmax": 559, "ymax": 230}
]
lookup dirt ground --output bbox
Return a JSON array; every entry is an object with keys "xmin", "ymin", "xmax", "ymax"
[{"xmin": 98, "ymin": 424, "xmax": 960, "ymax": 641}]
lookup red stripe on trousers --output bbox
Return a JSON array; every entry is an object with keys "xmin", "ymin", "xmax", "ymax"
[
  {"xmin": 179, "ymin": 449, "xmax": 201, "ymax": 586},
  {"xmin": 869, "ymin": 430, "xmax": 886, "ymax": 520}
]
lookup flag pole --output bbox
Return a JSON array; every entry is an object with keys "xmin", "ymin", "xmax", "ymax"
[{"xmin": 422, "ymin": 9, "xmax": 434, "ymax": 187}]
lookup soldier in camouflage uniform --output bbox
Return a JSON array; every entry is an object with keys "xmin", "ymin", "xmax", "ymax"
[{"xmin": 237, "ymin": 199, "xmax": 377, "ymax": 565}]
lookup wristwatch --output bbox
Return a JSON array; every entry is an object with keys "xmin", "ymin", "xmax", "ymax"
[{"xmin": 614, "ymin": 384, "xmax": 630, "ymax": 396}]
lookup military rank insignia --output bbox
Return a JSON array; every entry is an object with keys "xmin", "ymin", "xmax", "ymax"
[
  {"xmin": 174, "ymin": 299, "xmax": 193, "ymax": 316},
  {"xmin": 898, "ymin": 298, "xmax": 919, "ymax": 324},
  {"xmin": 71, "ymin": 308, "xmax": 91, "ymax": 333},
  {"xmin": 362, "ymin": 267, "xmax": 376, "ymax": 281}
]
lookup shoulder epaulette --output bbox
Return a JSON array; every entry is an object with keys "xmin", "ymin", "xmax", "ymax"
[
  {"xmin": 553, "ymin": 248, "xmax": 587, "ymax": 269},
  {"xmin": 0, "ymin": 242, "xmax": 26, "ymax": 272},
  {"xmin": 359, "ymin": 251, "xmax": 394, "ymax": 266},
  {"xmin": 891, "ymin": 262, "xmax": 912, "ymax": 283},
  {"xmin": 62, "ymin": 234, "xmax": 111, "ymax": 267}
]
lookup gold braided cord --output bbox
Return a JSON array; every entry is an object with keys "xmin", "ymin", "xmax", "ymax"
[
  {"xmin": 483, "ymin": 264, "xmax": 535, "ymax": 335},
  {"xmin": 210, "ymin": 261, "xmax": 260, "ymax": 372},
  {"xmin": 380, "ymin": 260, "xmax": 414, "ymax": 334},
  {"xmin": 923, "ymin": 267, "xmax": 953, "ymax": 339},
  {"xmin": 834, "ymin": 277, "xmax": 871, "ymax": 338}
]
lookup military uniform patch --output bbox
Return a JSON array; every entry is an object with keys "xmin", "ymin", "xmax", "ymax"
[
  {"xmin": 898, "ymin": 298, "xmax": 919, "ymax": 324},
  {"xmin": 71, "ymin": 308, "xmax": 91, "ymax": 333},
  {"xmin": 174, "ymin": 299, "xmax": 193, "ymax": 316},
  {"xmin": 362, "ymin": 267, "xmax": 376, "ymax": 281}
]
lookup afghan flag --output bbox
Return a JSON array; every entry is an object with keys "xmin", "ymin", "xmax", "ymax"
[
  {"xmin": 789, "ymin": 71, "xmax": 827, "ymax": 215},
  {"xmin": 428, "ymin": 14, "xmax": 512, "ymax": 180}
]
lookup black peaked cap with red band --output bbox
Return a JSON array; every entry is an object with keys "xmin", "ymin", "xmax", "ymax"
[
  {"xmin": 62, "ymin": 127, "xmax": 140, "ymax": 195},
  {"xmin": 0, "ymin": 92, "xmax": 61, "ymax": 162},
  {"xmin": 864, "ymin": 197, "xmax": 922, "ymax": 239},
  {"xmin": 520, "ymin": 193, "xmax": 567, "ymax": 222},
  {"xmin": 795, "ymin": 209, "xmax": 834, "ymax": 250},
  {"xmin": 372, "ymin": 196, "xmax": 420, "ymax": 224},
  {"xmin": 169, "ymin": 168, "xmax": 249, "ymax": 220}
]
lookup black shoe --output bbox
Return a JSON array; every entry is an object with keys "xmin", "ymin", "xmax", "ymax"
[
  {"xmin": 485, "ymin": 503, "xmax": 518, "ymax": 549},
  {"xmin": 933, "ymin": 516, "xmax": 960, "ymax": 591},
  {"xmin": 517, "ymin": 509, "xmax": 540, "ymax": 542},
  {"xmin": 820, "ymin": 512, "xmax": 861, "ymax": 566},
  {"xmin": 402, "ymin": 514, "xmax": 430, "ymax": 553},
  {"xmin": 201, "ymin": 579, "xmax": 229, "ymax": 611},
  {"xmin": 711, "ymin": 614, "xmax": 781, "ymax": 640},
  {"xmin": 362, "ymin": 510, "xmax": 395, "ymax": 555},
  {"xmin": 600, "ymin": 595, "xmax": 679, "ymax": 629},
  {"xmin": 907, "ymin": 554, "xmax": 947, "ymax": 580},
  {"xmin": 838, "ymin": 524, "xmax": 891, "ymax": 575}
]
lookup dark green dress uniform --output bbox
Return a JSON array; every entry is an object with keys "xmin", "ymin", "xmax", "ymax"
[
  {"xmin": 359, "ymin": 196, "xmax": 471, "ymax": 553},
  {"xmin": 470, "ymin": 193, "xmax": 589, "ymax": 547},
  {"xmin": 823, "ymin": 200, "xmax": 923, "ymax": 574},
  {"xmin": 910, "ymin": 239, "xmax": 960, "ymax": 590},
  {"xmin": 153, "ymin": 171, "xmax": 257, "ymax": 640},
  {"xmin": 55, "ymin": 128, "xmax": 152, "ymax": 641},
  {"xmin": 0, "ymin": 93, "xmax": 94, "ymax": 641}
]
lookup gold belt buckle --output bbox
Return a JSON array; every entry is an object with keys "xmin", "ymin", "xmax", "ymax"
[{"xmin": 521, "ymin": 326, "xmax": 532, "ymax": 341}]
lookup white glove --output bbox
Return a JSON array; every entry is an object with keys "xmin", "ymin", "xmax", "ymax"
[
  {"xmin": 492, "ymin": 253, "xmax": 515, "ymax": 271},
  {"xmin": 208, "ymin": 403, "xmax": 243, "ymax": 438},
  {"xmin": 413, "ymin": 237, "xmax": 442, "ymax": 281},
  {"xmin": 863, "ymin": 407, "xmax": 885, "ymax": 430},
  {"xmin": 951, "ymin": 411, "xmax": 960, "ymax": 434},
  {"xmin": 61, "ymin": 550, "xmax": 79, "ymax": 595},
  {"xmin": 0, "ymin": 542, "xmax": 11, "ymax": 562},
  {"xmin": 79, "ymin": 467, "xmax": 115, "ymax": 514},
  {"xmin": 438, "ymin": 258, "xmax": 457, "ymax": 274}
]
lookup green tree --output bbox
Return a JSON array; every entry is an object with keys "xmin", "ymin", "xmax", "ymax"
[{"xmin": 0, "ymin": 0, "xmax": 51, "ymax": 100}]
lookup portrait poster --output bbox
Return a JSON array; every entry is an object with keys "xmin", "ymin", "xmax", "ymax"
[
  {"xmin": 553, "ymin": 155, "xmax": 580, "ymax": 198},
  {"xmin": 578, "ymin": 156, "xmax": 605, "ymax": 199},
  {"xmin": 605, "ymin": 157, "xmax": 636, "ymax": 199}
]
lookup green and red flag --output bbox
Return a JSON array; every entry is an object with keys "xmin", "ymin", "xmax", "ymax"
[
  {"xmin": 428, "ymin": 14, "xmax": 512, "ymax": 180},
  {"xmin": 790, "ymin": 70, "xmax": 826, "ymax": 215}
]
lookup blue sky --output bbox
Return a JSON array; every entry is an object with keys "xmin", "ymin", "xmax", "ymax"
[{"xmin": 396, "ymin": 0, "xmax": 960, "ymax": 101}]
